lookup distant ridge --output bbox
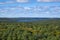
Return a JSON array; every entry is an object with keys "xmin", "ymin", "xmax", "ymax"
[{"xmin": 0, "ymin": 18, "xmax": 60, "ymax": 22}]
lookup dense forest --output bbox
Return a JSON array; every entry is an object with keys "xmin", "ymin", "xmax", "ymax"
[{"xmin": 0, "ymin": 19, "xmax": 60, "ymax": 40}]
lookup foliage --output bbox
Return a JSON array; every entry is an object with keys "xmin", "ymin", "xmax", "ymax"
[{"xmin": 0, "ymin": 20, "xmax": 60, "ymax": 40}]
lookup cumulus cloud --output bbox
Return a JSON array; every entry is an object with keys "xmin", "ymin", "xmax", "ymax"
[
  {"xmin": 37, "ymin": 0, "xmax": 60, "ymax": 2},
  {"xmin": 0, "ymin": 1, "xmax": 15, "ymax": 4},
  {"xmin": 16, "ymin": 0, "xmax": 28, "ymax": 3},
  {"xmin": 0, "ymin": 2, "xmax": 5, "ymax": 4},
  {"xmin": 5, "ymin": 1, "xmax": 15, "ymax": 4},
  {"xmin": 24, "ymin": 7, "xmax": 31, "ymax": 10},
  {"xmin": 0, "ymin": 9, "xmax": 8, "ymax": 14},
  {"xmin": 0, "ymin": 6, "xmax": 60, "ymax": 18},
  {"xmin": 37, "ymin": 0, "xmax": 51, "ymax": 2}
]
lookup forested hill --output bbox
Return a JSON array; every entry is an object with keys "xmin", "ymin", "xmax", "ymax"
[{"xmin": 0, "ymin": 18, "xmax": 60, "ymax": 22}]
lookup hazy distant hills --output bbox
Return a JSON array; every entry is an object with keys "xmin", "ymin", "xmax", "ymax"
[{"xmin": 0, "ymin": 18, "xmax": 60, "ymax": 22}]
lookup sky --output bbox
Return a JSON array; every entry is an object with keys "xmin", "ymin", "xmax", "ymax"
[{"xmin": 0, "ymin": 0, "xmax": 60, "ymax": 18}]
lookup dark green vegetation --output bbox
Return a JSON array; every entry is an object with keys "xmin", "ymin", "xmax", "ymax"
[{"xmin": 0, "ymin": 19, "xmax": 60, "ymax": 40}]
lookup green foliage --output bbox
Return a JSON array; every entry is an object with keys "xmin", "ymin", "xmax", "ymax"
[{"xmin": 0, "ymin": 20, "xmax": 60, "ymax": 40}]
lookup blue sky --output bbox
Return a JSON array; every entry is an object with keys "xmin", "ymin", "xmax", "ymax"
[{"xmin": 0, "ymin": 0, "xmax": 60, "ymax": 18}]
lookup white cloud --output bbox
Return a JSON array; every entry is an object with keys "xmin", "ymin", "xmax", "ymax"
[
  {"xmin": 37, "ymin": 0, "xmax": 60, "ymax": 2},
  {"xmin": 0, "ymin": 2, "xmax": 5, "ymax": 4},
  {"xmin": 24, "ymin": 7, "xmax": 31, "ymax": 10},
  {"xmin": 0, "ymin": 6, "xmax": 60, "ymax": 18},
  {"xmin": 16, "ymin": 0, "xmax": 28, "ymax": 3},
  {"xmin": 37, "ymin": 0, "xmax": 51, "ymax": 2},
  {"xmin": 5, "ymin": 1, "xmax": 15, "ymax": 4},
  {"xmin": 0, "ymin": 1, "xmax": 14, "ymax": 4},
  {"xmin": 0, "ymin": 9, "xmax": 8, "ymax": 13},
  {"xmin": 10, "ymin": 8, "xmax": 16, "ymax": 10}
]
